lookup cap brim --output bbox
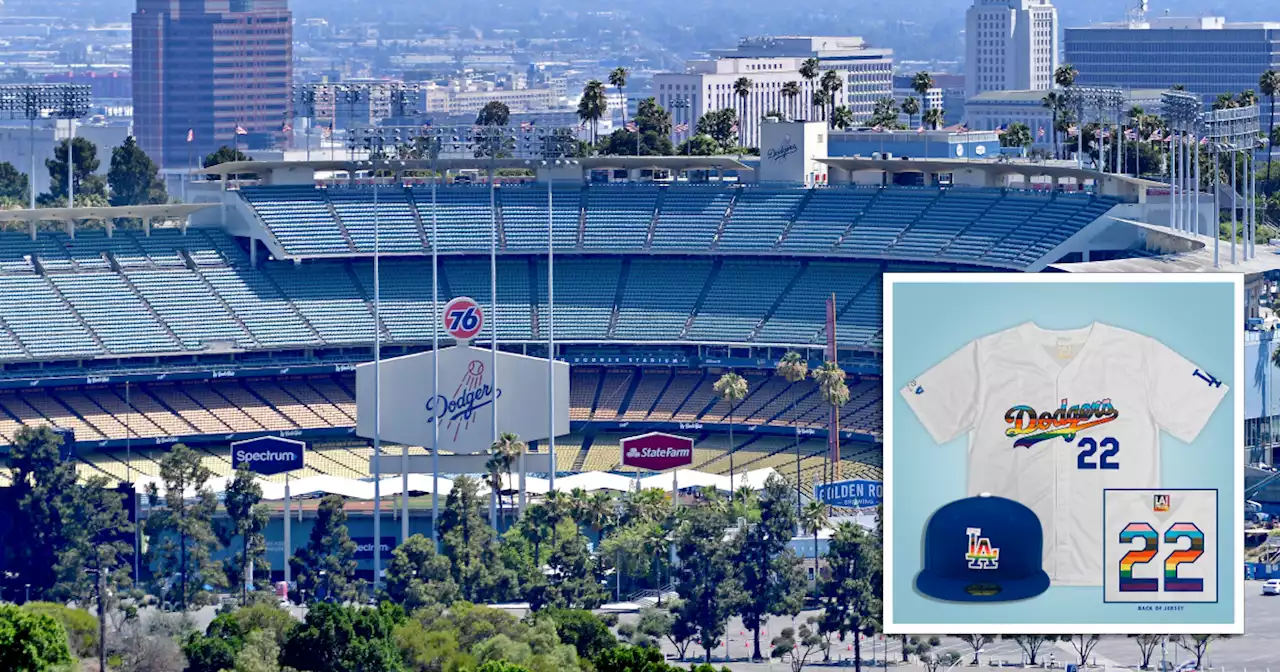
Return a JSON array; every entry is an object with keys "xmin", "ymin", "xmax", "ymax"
[{"xmin": 915, "ymin": 568, "xmax": 1050, "ymax": 603}]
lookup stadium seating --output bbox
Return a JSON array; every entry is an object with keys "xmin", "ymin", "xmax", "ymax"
[
  {"xmin": 650, "ymin": 187, "xmax": 734, "ymax": 250},
  {"xmin": 532, "ymin": 258, "xmax": 618, "ymax": 340},
  {"xmin": 410, "ymin": 186, "xmax": 493, "ymax": 253},
  {"xmin": 49, "ymin": 273, "xmax": 180, "ymax": 355},
  {"xmin": 613, "ymin": 258, "xmax": 711, "ymax": 340},
  {"xmin": 499, "ymin": 186, "xmax": 581, "ymax": 250},
  {"xmin": 779, "ymin": 188, "xmax": 877, "ymax": 253},
  {"xmin": 582, "ymin": 185, "xmax": 656, "ymax": 250},
  {"xmin": 717, "ymin": 188, "xmax": 805, "ymax": 250},
  {"xmin": 241, "ymin": 186, "xmax": 348, "ymax": 255},
  {"xmin": 687, "ymin": 260, "xmax": 800, "ymax": 342},
  {"xmin": 328, "ymin": 186, "xmax": 424, "ymax": 254}
]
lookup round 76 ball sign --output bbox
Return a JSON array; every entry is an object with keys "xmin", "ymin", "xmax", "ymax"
[{"xmin": 443, "ymin": 297, "xmax": 484, "ymax": 341}]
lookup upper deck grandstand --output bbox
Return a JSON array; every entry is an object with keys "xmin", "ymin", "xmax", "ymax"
[{"xmin": 0, "ymin": 122, "xmax": 1268, "ymax": 501}]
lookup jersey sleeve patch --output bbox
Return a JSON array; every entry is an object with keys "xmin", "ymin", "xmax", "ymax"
[
  {"xmin": 900, "ymin": 340, "xmax": 979, "ymax": 444},
  {"xmin": 1145, "ymin": 339, "xmax": 1229, "ymax": 444}
]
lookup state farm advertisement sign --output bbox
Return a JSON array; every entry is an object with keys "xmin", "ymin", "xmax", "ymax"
[{"xmin": 621, "ymin": 432, "xmax": 694, "ymax": 471}]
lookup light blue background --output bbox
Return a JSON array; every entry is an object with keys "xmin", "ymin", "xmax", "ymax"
[{"xmin": 891, "ymin": 280, "xmax": 1237, "ymax": 627}]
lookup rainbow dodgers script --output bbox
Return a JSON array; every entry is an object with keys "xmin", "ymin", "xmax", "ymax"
[
  {"xmin": 1004, "ymin": 397, "xmax": 1119, "ymax": 448},
  {"xmin": 425, "ymin": 359, "xmax": 503, "ymax": 441}
]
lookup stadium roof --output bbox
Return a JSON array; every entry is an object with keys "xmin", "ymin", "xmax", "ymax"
[
  {"xmin": 0, "ymin": 203, "xmax": 217, "ymax": 224},
  {"xmin": 966, "ymin": 89, "xmax": 1166, "ymax": 104},
  {"xmin": 1052, "ymin": 217, "xmax": 1280, "ymax": 274},
  {"xmin": 815, "ymin": 157, "xmax": 1162, "ymax": 188},
  {"xmin": 194, "ymin": 156, "xmax": 754, "ymax": 178}
]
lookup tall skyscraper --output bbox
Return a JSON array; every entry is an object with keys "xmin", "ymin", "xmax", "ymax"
[
  {"xmin": 132, "ymin": 0, "xmax": 293, "ymax": 168},
  {"xmin": 965, "ymin": 0, "xmax": 1058, "ymax": 100},
  {"xmin": 1065, "ymin": 16, "xmax": 1280, "ymax": 106}
]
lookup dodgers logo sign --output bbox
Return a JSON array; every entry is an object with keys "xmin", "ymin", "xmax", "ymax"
[
  {"xmin": 231, "ymin": 436, "xmax": 306, "ymax": 476},
  {"xmin": 815, "ymin": 479, "xmax": 883, "ymax": 508},
  {"xmin": 621, "ymin": 432, "xmax": 694, "ymax": 471},
  {"xmin": 767, "ymin": 135, "xmax": 798, "ymax": 162},
  {"xmin": 426, "ymin": 359, "xmax": 503, "ymax": 441}
]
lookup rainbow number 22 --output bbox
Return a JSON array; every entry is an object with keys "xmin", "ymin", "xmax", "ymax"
[
  {"xmin": 1077, "ymin": 437, "xmax": 1120, "ymax": 470},
  {"xmin": 1118, "ymin": 522, "xmax": 1205, "ymax": 593}
]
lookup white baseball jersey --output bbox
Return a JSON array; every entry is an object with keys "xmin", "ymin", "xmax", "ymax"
[
  {"xmin": 901, "ymin": 322, "xmax": 1228, "ymax": 586},
  {"xmin": 1103, "ymin": 489, "xmax": 1217, "ymax": 603}
]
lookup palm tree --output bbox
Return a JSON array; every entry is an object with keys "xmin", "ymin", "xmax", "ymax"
[
  {"xmin": 800, "ymin": 500, "xmax": 828, "ymax": 595},
  {"xmin": 577, "ymin": 80, "xmax": 608, "ymax": 144},
  {"xmin": 1239, "ymin": 88, "xmax": 1259, "ymax": 108},
  {"xmin": 544, "ymin": 489, "xmax": 573, "ymax": 547},
  {"xmin": 609, "ymin": 67, "xmax": 630, "ymax": 128},
  {"xmin": 901, "ymin": 96, "xmax": 920, "ymax": 130},
  {"xmin": 524, "ymin": 503, "xmax": 552, "ymax": 566},
  {"xmin": 625, "ymin": 487, "xmax": 669, "ymax": 527},
  {"xmin": 811, "ymin": 90, "xmax": 830, "ymax": 123},
  {"xmin": 831, "ymin": 105, "xmax": 855, "ymax": 130},
  {"xmin": 776, "ymin": 351, "xmax": 809, "ymax": 383},
  {"xmin": 799, "ymin": 58, "xmax": 821, "ymax": 119},
  {"xmin": 1043, "ymin": 91, "xmax": 1069, "ymax": 158},
  {"xmin": 733, "ymin": 77, "xmax": 753, "ymax": 146},
  {"xmin": 820, "ymin": 70, "xmax": 843, "ymax": 129},
  {"xmin": 490, "ymin": 432, "xmax": 526, "ymax": 516},
  {"xmin": 911, "ymin": 71, "xmax": 934, "ymax": 99},
  {"xmin": 811, "ymin": 362, "xmax": 850, "ymax": 483},
  {"xmin": 580, "ymin": 490, "xmax": 615, "ymax": 539},
  {"xmin": 713, "ymin": 372, "xmax": 749, "ymax": 495},
  {"xmin": 1002, "ymin": 122, "xmax": 1034, "ymax": 149},
  {"xmin": 484, "ymin": 452, "xmax": 505, "ymax": 527},
  {"xmin": 1261, "ymin": 70, "xmax": 1280, "ymax": 194},
  {"xmin": 1214, "ymin": 92, "xmax": 1238, "ymax": 111},
  {"xmin": 1054, "ymin": 63, "xmax": 1078, "ymax": 89},
  {"xmin": 781, "ymin": 81, "xmax": 801, "ymax": 121},
  {"xmin": 923, "ymin": 107, "xmax": 945, "ymax": 131}
]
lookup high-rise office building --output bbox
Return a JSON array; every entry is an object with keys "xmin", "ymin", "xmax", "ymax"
[
  {"xmin": 1064, "ymin": 16, "xmax": 1280, "ymax": 106},
  {"xmin": 653, "ymin": 36, "xmax": 893, "ymax": 147},
  {"xmin": 965, "ymin": 0, "xmax": 1058, "ymax": 99},
  {"xmin": 133, "ymin": 0, "xmax": 293, "ymax": 168}
]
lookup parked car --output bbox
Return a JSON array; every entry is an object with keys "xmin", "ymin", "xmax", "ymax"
[{"xmin": 1262, "ymin": 579, "xmax": 1280, "ymax": 595}]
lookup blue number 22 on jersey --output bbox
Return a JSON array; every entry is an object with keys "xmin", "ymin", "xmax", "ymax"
[{"xmin": 1078, "ymin": 437, "xmax": 1120, "ymax": 470}]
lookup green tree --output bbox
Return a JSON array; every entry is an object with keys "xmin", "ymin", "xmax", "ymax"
[
  {"xmin": 831, "ymin": 106, "xmax": 855, "ymax": 131},
  {"xmin": 108, "ymin": 135, "xmax": 168, "ymax": 206},
  {"xmin": 234, "ymin": 629, "xmax": 281, "ymax": 672},
  {"xmin": 694, "ymin": 109, "xmax": 738, "ymax": 152},
  {"xmin": 922, "ymin": 107, "xmax": 945, "ymax": 131},
  {"xmin": 1043, "ymin": 92, "xmax": 1069, "ymax": 158},
  {"xmin": 1239, "ymin": 88, "xmax": 1259, "ymax": 107},
  {"xmin": 733, "ymin": 77, "xmax": 753, "ymax": 145},
  {"xmin": 0, "ymin": 604, "xmax": 72, "ymax": 671},
  {"xmin": 1054, "ymin": 63, "xmax": 1078, "ymax": 89},
  {"xmin": 476, "ymin": 101, "xmax": 511, "ymax": 127},
  {"xmin": 21, "ymin": 603, "xmax": 96, "ymax": 660},
  {"xmin": 577, "ymin": 80, "xmax": 608, "ymax": 145},
  {"xmin": 771, "ymin": 617, "xmax": 827, "ymax": 672},
  {"xmin": 636, "ymin": 605, "xmax": 694, "ymax": 660},
  {"xmin": 813, "ymin": 362, "xmax": 850, "ymax": 481},
  {"xmin": 819, "ymin": 522, "xmax": 881, "ymax": 672},
  {"xmin": 1171, "ymin": 635, "xmax": 1229, "ymax": 669},
  {"xmin": 673, "ymin": 496, "xmax": 739, "ymax": 664},
  {"xmin": 6, "ymin": 426, "xmax": 78, "ymax": 602},
  {"xmin": 911, "ymin": 71, "xmax": 935, "ymax": 102},
  {"xmin": 799, "ymin": 58, "xmax": 821, "ymax": 119},
  {"xmin": 282, "ymin": 601, "xmax": 407, "ymax": 672},
  {"xmin": 221, "ymin": 465, "xmax": 270, "ymax": 605},
  {"xmin": 733, "ymin": 475, "xmax": 806, "ymax": 661},
  {"xmin": 777, "ymin": 351, "xmax": 808, "ymax": 383},
  {"xmin": 1001, "ymin": 635, "xmax": 1062, "ymax": 665},
  {"xmin": 1262, "ymin": 69, "xmax": 1280, "ymax": 195},
  {"xmin": 384, "ymin": 534, "xmax": 459, "ymax": 611},
  {"xmin": 184, "ymin": 612, "xmax": 243, "ymax": 672},
  {"xmin": 52, "ymin": 474, "xmax": 133, "ymax": 629},
  {"xmin": 0, "ymin": 162, "xmax": 30, "ymax": 203},
  {"xmin": 901, "ymin": 96, "xmax": 920, "ymax": 130},
  {"xmin": 146, "ymin": 443, "xmax": 223, "ymax": 610},
  {"xmin": 441, "ymin": 476, "xmax": 514, "ymax": 603},
  {"xmin": 40, "ymin": 136, "xmax": 104, "ymax": 205},
  {"xmin": 868, "ymin": 97, "xmax": 902, "ymax": 129},
  {"xmin": 713, "ymin": 372, "xmax": 749, "ymax": 494},
  {"xmin": 799, "ymin": 501, "xmax": 828, "ymax": 594},
  {"xmin": 599, "ymin": 97, "xmax": 674, "ymax": 156},
  {"xmin": 819, "ymin": 71, "xmax": 843, "ymax": 128},
  {"xmin": 203, "ymin": 145, "xmax": 251, "ymax": 168},
  {"xmin": 781, "ymin": 81, "xmax": 802, "ymax": 121},
  {"xmin": 540, "ymin": 609, "xmax": 615, "ymax": 661},
  {"xmin": 290, "ymin": 494, "xmax": 360, "ymax": 604},
  {"xmin": 490, "ymin": 433, "xmax": 526, "ymax": 515},
  {"xmin": 593, "ymin": 645, "xmax": 678, "ymax": 672},
  {"xmin": 609, "ymin": 68, "xmax": 630, "ymax": 127},
  {"xmin": 528, "ymin": 521, "xmax": 605, "ymax": 611},
  {"xmin": 1214, "ymin": 92, "xmax": 1238, "ymax": 111},
  {"xmin": 1001, "ymin": 122, "xmax": 1034, "ymax": 149}
]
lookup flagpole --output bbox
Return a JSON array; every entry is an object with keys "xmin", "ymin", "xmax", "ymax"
[
  {"xmin": 431, "ymin": 142, "xmax": 441, "ymax": 546},
  {"xmin": 546, "ymin": 158, "xmax": 557, "ymax": 495},
  {"xmin": 373, "ymin": 152, "xmax": 384, "ymax": 590}
]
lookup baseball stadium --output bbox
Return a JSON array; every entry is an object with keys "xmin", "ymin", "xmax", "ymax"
[{"xmin": 0, "ymin": 118, "xmax": 1269, "ymax": 582}]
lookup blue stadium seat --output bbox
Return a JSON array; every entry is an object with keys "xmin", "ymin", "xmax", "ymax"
[
  {"xmin": 840, "ymin": 189, "xmax": 938, "ymax": 256},
  {"xmin": 262, "ymin": 262, "xmax": 379, "ymax": 344},
  {"xmin": 582, "ymin": 185, "xmax": 657, "ymax": 250},
  {"xmin": 651, "ymin": 187, "xmax": 733, "ymax": 250},
  {"xmin": 410, "ymin": 186, "xmax": 494, "ymax": 253},
  {"xmin": 687, "ymin": 260, "xmax": 800, "ymax": 342},
  {"xmin": 499, "ymin": 186, "xmax": 581, "ymax": 251},
  {"xmin": 780, "ymin": 188, "xmax": 876, "ymax": 253},
  {"xmin": 198, "ymin": 267, "xmax": 321, "ymax": 347},
  {"xmin": 718, "ymin": 188, "xmax": 806, "ymax": 251},
  {"xmin": 329, "ymin": 187, "xmax": 425, "ymax": 254},
  {"xmin": 125, "ymin": 268, "xmax": 253, "ymax": 349},
  {"xmin": 532, "ymin": 258, "xmax": 618, "ymax": 340},
  {"xmin": 614, "ymin": 258, "xmax": 711, "ymax": 340},
  {"xmin": 441, "ymin": 258, "xmax": 535, "ymax": 341},
  {"xmin": 240, "ymin": 186, "xmax": 347, "ymax": 255},
  {"xmin": 49, "ymin": 273, "xmax": 180, "ymax": 354},
  {"xmin": 757, "ymin": 262, "xmax": 879, "ymax": 345}
]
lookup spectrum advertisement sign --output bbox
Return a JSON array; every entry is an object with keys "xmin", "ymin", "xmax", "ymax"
[
  {"xmin": 621, "ymin": 432, "xmax": 694, "ymax": 471},
  {"xmin": 231, "ymin": 436, "xmax": 306, "ymax": 476},
  {"xmin": 352, "ymin": 537, "xmax": 398, "ymax": 559}
]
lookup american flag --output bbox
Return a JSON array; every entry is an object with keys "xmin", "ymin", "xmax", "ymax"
[
  {"xmin": 186, "ymin": 129, "xmax": 194, "ymax": 143},
  {"xmin": 674, "ymin": 123, "xmax": 689, "ymax": 133},
  {"xmin": 1098, "ymin": 129, "xmax": 1111, "ymax": 140},
  {"xmin": 626, "ymin": 121, "xmax": 638, "ymax": 132},
  {"xmin": 1200, "ymin": 136, "xmax": 1210, "ymax": 145},
  {"xmin": 995, "ymin": 123, "xmax": 1008, "ymax": 135},
  {"xmin": 1037, "ymin": 127, "xmax": 1046, "ymax": 138},
  {"xmin": 1124, "ymin": 129, "xmax": 1137, "ymax": 140},
  {"xmin": 872, "ymin": 124, "xmax": 883, "ymax": 132},
  {"xmin": 1149, "ymin": 129, "xmax": 1163, "ymax": 142},
  {"xmin": 916, "ymin": 125, "xmax": 925, "ymax": 134},
  {"xmin": 234, "ymin": 125, "xmax": 247, "ymax": 136},
  {"xmin": 1163, "ymin": 134, "xmax": 1174, "ymax": 144},
  {"xmin": 520, "ymin": 121, "xmax": 534, "ymax": 131},
  {"xmin": 730, "ymin": 122, "xmax": 738, "ymax": 133},
  {"xmin": 576, "ymin": 124, "xmax": 586, "ymax": 132},
  {"xmin": 281, "ymin": 122, "xmax": 292, "ymax": 133}
]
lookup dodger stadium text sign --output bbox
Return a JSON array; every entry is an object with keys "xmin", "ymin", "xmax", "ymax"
[
  {"xmin": 621, "ymin": 432, "xmax": 694, "ymax": 471},
  {"xmin": 231, "ymin": 436, "xmax": 306, "ymax": 476},
  {"xmin": 815, "ymin": 479, "xmax": 882, "ymax": 508}
]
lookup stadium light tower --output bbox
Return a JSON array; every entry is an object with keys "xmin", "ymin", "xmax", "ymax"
[
  {"xmin": 1162, "ymin": 91, "xmax": 1200, "ymax": 234},
  {"xmin": 0, "ymin": 84, "xmax": 90, "ymax": 210},
  {"xmin": 1202, "ymin": 101, "xmax": 1261, "ymax": 265}
]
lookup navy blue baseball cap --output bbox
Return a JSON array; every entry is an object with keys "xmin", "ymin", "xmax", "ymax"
[{"xmin": 915, "ymin": 493, "xmax": 1050, "ymax": 602}]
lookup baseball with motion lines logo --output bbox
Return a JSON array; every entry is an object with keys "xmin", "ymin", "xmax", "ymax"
[{"xmin": 1003, "ymin": 397, "xmax": 1119, "ymax": 448}]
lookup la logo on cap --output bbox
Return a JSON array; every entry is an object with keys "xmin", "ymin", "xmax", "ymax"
[{"xmin": 965, "ymin": 527, "xmax": 999, "ymax": 569}]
